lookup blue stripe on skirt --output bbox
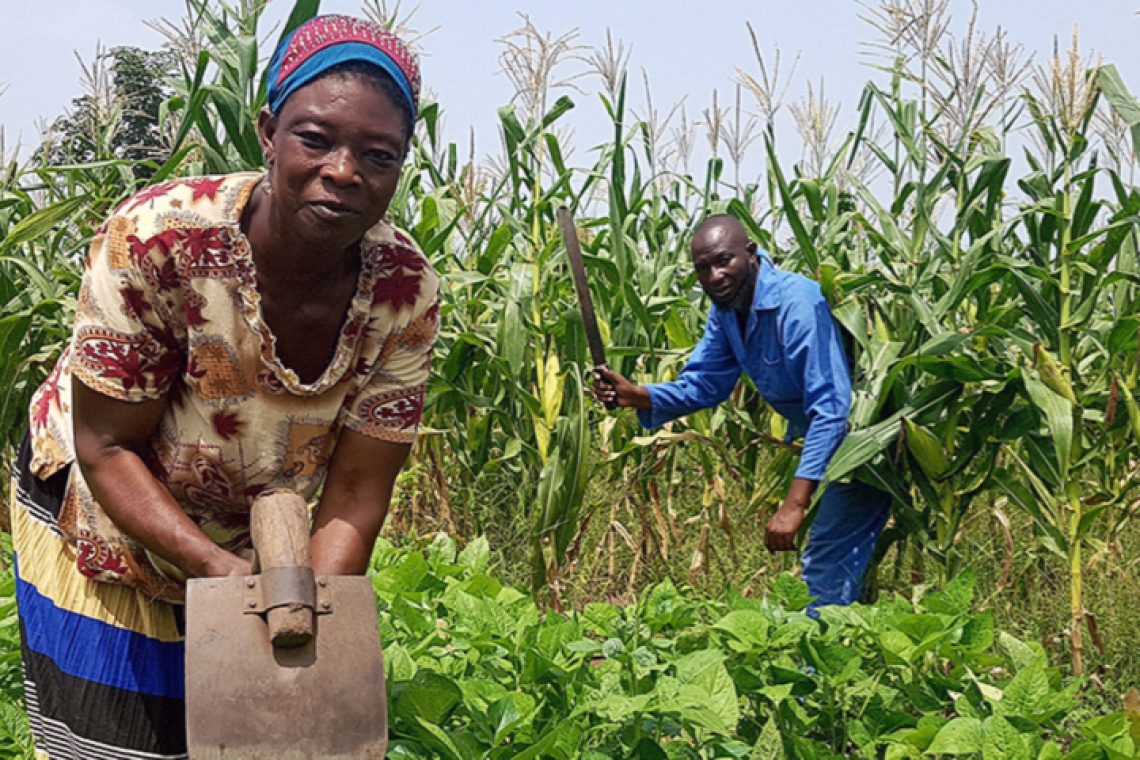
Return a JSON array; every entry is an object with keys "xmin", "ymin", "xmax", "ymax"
[{"xmin": 14, "ymin": 554, "xmax": 185, "ymax": 700}]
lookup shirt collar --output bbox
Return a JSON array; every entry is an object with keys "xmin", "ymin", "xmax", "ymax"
[{"xmin": 753, "ymin": 251, "xmax": 781, "ymax": 311}]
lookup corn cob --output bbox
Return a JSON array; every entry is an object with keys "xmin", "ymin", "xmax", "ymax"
[
  {"xmin": 903, "ymin": 417, "xmax": 951, "ymax": 479},
  {"xmin": 1118, "ymin": 377, "xmax": 1140, "ymax": 447},
  {"xmin": 1034, "ymin": 343, "xmax": 1077, "ymax": 404}
]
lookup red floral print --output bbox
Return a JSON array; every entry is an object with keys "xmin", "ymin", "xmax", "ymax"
[
  {"xmin": 372, "ymin": 268, "xmax": 421, "ymax": 308},
  {"xmin": 358, "ymin": 387, "xmax": 425, "ymax": 432},
  {"xmin": 378, "ymin": 243, "xmax": 427, "ymax": 272},
  {"xmin": 119, "ymin": 181, "xmax": 176, "ymax": 214},
  {"xmin": 120, "ymin": 286, "xmax": 154, "ymax": 319},
  {"xmin": 182, "ymin": 290, "xmax": 208, "ymax": 328},
  {"xmin": 78, "ymin": 333, "xmax": 150, "ymax": 392},
  {"xmin": 75, "ymin": 531, "xmax": 130, "ymax": 578},
  {"xmin": 211, "ymin": 410, "xmax": 244, "ymax": 441},
  {"xmin": 186, "ymin": 176, "xmax": 226, "ymax": 201},
  {"xmin": 30, "ymin": 363, "xmax": 63, "ymax": 429}
]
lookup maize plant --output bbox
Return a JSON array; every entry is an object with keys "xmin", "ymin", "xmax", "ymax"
[{"xmin": 990, "ymin": 60, "xmax": 1140, "ymax": 675}]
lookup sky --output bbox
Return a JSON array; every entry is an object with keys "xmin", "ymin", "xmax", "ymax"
[{"xmin": 1, "ymin": 1, "xmax": 1138, "ymax": 169}]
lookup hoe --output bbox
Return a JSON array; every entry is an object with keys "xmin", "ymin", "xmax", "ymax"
[{"xmin": 184, "ymin": 490, "xmax": 388, "ymax": 758}]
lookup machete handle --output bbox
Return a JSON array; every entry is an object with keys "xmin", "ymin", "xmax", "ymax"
[
  {"xmin": 592, "ymin": 364, "xmax": 618, "ymax": 411},
  {"xmin": 250, "ymin": 490, "xmax": 314, "ymax": 648}
]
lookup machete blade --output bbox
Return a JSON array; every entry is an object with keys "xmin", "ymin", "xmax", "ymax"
[{"xmin": 557, "ymin": 206, "xmax": 608, "ymax": 370}]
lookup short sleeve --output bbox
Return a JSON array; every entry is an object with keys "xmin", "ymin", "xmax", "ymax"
[
  {"xmin": 71, "ymin": 211, "xmax": 185, "ymax": 402},
  {"xmin": 341, "ymin": 248, "xmax": 440, "ymax": 444}
]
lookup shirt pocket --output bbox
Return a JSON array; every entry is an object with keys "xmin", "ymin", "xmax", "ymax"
[
  {"xmin": 757, "ymin": 312, "xmax": 784, "ymax": 366},
  {"xmin": 750, "ymin": 314, "xmax": 790, "ymax": 403}
]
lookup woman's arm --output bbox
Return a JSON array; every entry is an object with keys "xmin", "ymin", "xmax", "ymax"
[
  {"xmin": 72, "ymin": 380, "xmax": 250, "ymax": 579},
  {"xmin": 309, "ymin": 429, "xmax": 410, "ymax": 575}
]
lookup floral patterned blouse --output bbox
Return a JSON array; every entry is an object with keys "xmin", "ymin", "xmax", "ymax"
[{"xmin": 27, "ymin": 172, "xmax": 440, "ymax": 602}]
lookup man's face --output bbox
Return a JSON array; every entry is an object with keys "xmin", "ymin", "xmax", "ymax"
[{"xmin": 691, "ymin": 233, "xmax": 757, "ymax": 308}]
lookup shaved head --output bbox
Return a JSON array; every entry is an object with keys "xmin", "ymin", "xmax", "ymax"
[
  {"xmin": 691, "ymin": 214, "xmax": 750, "ymax": 257},
  {"xmin": 689, "ymin": 214, "xmax": 759, "ymax": 309}
]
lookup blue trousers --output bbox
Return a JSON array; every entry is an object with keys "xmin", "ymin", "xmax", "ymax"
[{"xmin": 800, "ymin": 480, "xmax": 892, "ymax": 609}]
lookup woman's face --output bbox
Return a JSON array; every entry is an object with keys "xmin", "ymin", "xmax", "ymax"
[{"xmin": 258, "ymin": 72, "xmax": 409, "ymax": 249}]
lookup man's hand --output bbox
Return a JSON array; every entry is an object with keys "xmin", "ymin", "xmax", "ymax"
[
  {"xmin": 764, "ymin": 477, "xmax": 817, "ymax": 552},
  {"xmin": 593, "ymin": 367, "xmax": 652, "ymax": 410},
  {"xmin": 764, "ymin": 500, "xmax": 805, "ymax": 552}
]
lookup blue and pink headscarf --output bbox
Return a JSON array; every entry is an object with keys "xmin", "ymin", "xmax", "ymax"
[{"xmin": 266, "ymin": 15, "xmax": 421, "ymax": 118}]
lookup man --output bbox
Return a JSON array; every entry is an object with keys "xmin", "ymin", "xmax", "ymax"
[{"xmin": 593, "ymin": 214, "xmax": 891, "ymax": 608}]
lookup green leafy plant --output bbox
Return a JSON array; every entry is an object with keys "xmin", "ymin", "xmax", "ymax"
[{"xmin": 371, "ymin": 536, "xmax": 1133, "ymax": 759}]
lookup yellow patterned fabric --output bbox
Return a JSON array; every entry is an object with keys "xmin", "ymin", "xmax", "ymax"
[
  {"xmin": 10, "ymin": 491, "xmax": 182, "ymax": 643},
  {"xmin": 26, "ymin": 172, "xmax": 439, "ymax": 602}
]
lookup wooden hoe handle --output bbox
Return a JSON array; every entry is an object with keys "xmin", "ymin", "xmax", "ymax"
[{"xmin": 250, "ymin": 490, "xmax": 314, "ymax": 647}]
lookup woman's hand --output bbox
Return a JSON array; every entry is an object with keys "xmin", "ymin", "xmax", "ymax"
[
  {"xmin": 593, "ymin": 367, "xmax": 652, "ymax": 410},
  {"xmin": 199, "ymin": 547, "xmax": 253, "ymax": 578}
]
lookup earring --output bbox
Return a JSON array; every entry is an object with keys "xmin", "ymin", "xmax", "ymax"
[{"xmin": 262, "ymin": 167, "xmax": 273, "ymax": 196}]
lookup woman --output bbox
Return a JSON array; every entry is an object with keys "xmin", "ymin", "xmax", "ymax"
[{"xmin": 11, "ymin": 15, "xmax": 437, "ymax": 759}]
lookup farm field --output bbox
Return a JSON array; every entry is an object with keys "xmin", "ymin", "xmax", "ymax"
[
  {"xmin": 1, "ymin": 523, "xmax": 1140, "ymax": 758},
  {"xmin": 2, "ymin": 0, "xmax": 1140, "ymax": 757}
]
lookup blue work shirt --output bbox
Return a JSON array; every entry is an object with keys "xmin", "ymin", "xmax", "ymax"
[{"xmin": 638, "ymin": 254, "xmax": 851, "ymax": 481}]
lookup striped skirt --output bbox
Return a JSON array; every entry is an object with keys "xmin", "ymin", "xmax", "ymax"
[{"xmin": 10, "ymin": 438, "xmax": 187, "ymax": 760}]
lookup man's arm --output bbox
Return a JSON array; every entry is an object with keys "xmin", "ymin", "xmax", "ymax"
[
  {"xmin": 594, "ymin": 311, "xmax": 742, "ymax": 427},
  {"xmin": 309, "ymin": 430, "xmax": 410, "ymax": 575},
  {"xmin": 785, "ymin": 298, "xmax": 852, "ymax": 481},
  {"xmin": 764, "ymin": 293, "xmax": 853, "ymax": 552},
  {"xmin": 765, "ymin": 477, "xmax": 817, "ymax": 551}
]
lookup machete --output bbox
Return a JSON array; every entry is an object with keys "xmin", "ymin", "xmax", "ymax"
[{"xmin": 556, "ymin": 206, "xmax": 615, "ymax": 408}]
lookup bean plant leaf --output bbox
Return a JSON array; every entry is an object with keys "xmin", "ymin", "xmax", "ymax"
[
  {"xmin": 999, "ymin": 632, "xmax": 1047, "ymax": 672},
  {"xmin": 510, "ymin": 721, "xmax": 583, "ymax": 760},
  {"xmin": 659, "ymin": 649, "xmax": 741, "ymax": 733},
  {"xmin": 591, "ymin": 690, "xmax": 653, "ymax": 722},
  {"xmin": 982, "ymin": 716, "xmax": 1031, "ymax": 760},
  {"xmin": 412, "ymin": 717, "xmax": 469, "ymax": 760},
  {"xmin": 996, "ymin": 659, "xmax": 1052, "ymax": 720},
  {"xmin": 488, "ymin": 692, "xmax": 537, "ymax": 745},
  {"xmin": 1080, "ymin": 713, "xmax": 1137, "ymax": 759},
  {"xmin": 750, "ymin": 717, "xmax": 786, "ymax": 759},
  {"xmin": 393, "ymin": 672, "xmax": 462, "ymax": 725},
  {"xmin": 926, "ymin": 717, "xmax": 985, "ymax": 755},
  {"xmin": 921, "ymin": 569, "xmax": 976, "ymax": 614},
  {"xmin": 384, "ymin": 643, "xmax": 417, "ymax": 683},
  {"xmin": 713, "ymin": 610, "xmax": 771, "ymax": 653},
  {"xmin": 457, "ymin": 535, "xmax": 491, "ymax": 574},
  {"xmin": 772, "ymin": 575, "xmax": 814, "ymax": 611}
]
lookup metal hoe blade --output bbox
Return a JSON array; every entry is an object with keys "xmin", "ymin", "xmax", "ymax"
[{"xmin": 185, "ymin": 574, "xmax": 388, "ymax": 759}]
